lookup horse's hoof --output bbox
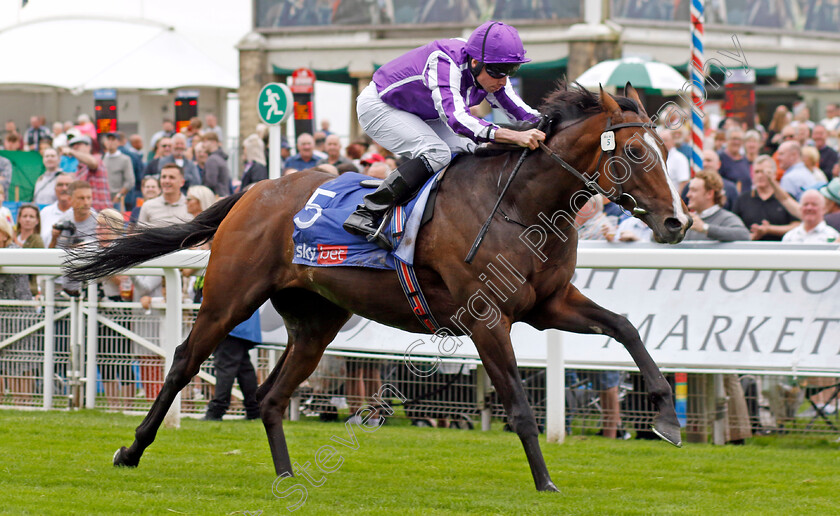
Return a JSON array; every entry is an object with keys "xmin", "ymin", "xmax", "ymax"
[
  {"xmin": 651, "ymin": 420, "xmax": 683, "ymax": 448},
  {"xmin": 113, "ymin": 446, "xmax": 139, "ymax": 467},
  {"xmin": 538, "ymin": 481, "xmax": 560, "ymax": 492}
]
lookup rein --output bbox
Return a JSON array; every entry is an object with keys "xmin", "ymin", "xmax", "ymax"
[
  {"xmin": 465, "ymin": 116, "xmax": 550, "ymax": 264},
  {"xmin": 538, "ymin": 118, "xmax": 655, "ymax": 217}
]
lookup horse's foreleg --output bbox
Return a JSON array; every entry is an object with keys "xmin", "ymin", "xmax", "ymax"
[
  {"xmin": 471, "ymin": 323, "xmax": 559, "ymax": 492},
  {"xmin": 260, "ymin": 291, "xmax": 350, "ymax": 476},
  {"xmin": 527, "ymin": 285, "xmax": 681, "ymax": 447}
]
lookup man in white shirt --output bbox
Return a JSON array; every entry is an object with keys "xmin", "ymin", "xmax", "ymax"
[
  {"xmin": 658, "ymin": 128, "xmax": 690, "ymax": 192},
  {"xmin": 50, "ymin": 180, "xmax": 99, "ymax": 294},
  {"xmin": 39, "ymin": 173, "xmax": 74, "ymax": 247},
  {"xmin": 33, "ymin": 148, "xmax": 63, "ymax": 205},
  {"xmin": 51, "ymin": 121, "xmax": 68, "ymax": 150},
  {"xmin": 138, "ymin": 163, "xmax": 192, "ymax": 227},
  {"xmin": 782, "ymin": 189, "xmax": 840, "ymax": 243},
  {"xmin": 819, "ymin": 103, "xmax": 840, "ymax": 133}
]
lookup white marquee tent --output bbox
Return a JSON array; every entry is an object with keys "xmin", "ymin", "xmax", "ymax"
[
  {"xmin": 0, "ymin": 17, "xmax": 237, "ymax": 92},
  {"xmin": 0, "ymin": 15, "xmax": 240, "ymax": 154}
]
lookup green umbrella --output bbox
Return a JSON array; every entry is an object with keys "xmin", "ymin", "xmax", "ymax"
[{"xmin": 575, "ymin": 57, "xmax": 687, "ymax": 92}]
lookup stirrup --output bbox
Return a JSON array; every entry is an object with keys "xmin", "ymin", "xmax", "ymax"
[{"xmin": 366, "ymin": 208, "xmax": 394, "ymax": 251}]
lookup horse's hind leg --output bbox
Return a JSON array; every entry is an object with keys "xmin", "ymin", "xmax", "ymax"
[
  {"xmin": 113, "ymin": 287, "xmax": 272, "ymax": 467},
  {"xmin": 527, "ymin": 285, "xmax": 681, "ymax": 447},
  {"xmin": 113, "ymin": 334, "xmax": 206, "ymax": 466},
  {"xmin": 259, "ymin": 289, "xmax": 350, "ymax": 476}
]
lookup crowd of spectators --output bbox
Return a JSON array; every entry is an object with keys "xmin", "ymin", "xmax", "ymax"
[
  {"xmin": 590, "ymin": 104, "xmax": 840, "ymax": 245},
  {"xmin": 3, "ymin": 101, "xmax": 840, "ymax": 427},
  {"xmin": 280, "ymin": 124, "xmax": 400, "ymax": 178},
  {"xmin": 0, "ymin": 110, "xmax": 398, "ymax": 414},
  {"xmin": 10, "ymin": 102, "xmax": 837, "ymax": 249},
  {"xmin": 0, "ymin": 112, "xmax": 247, "ymax": 409}
]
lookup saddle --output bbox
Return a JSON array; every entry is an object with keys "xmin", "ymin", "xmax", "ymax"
[{"xmin": 358, "ymin": 174, "xmax": 442, "ymax": 229}]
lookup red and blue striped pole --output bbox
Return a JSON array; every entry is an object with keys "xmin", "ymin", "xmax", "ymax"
[{"xmin": 690, "ymin": 0, "xmax": 705, "ymax": 177}]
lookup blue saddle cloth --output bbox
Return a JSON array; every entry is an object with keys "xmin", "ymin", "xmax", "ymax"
[{"xmin": 291, "ymin": 172, "xmax": 436, "ymax": 270}]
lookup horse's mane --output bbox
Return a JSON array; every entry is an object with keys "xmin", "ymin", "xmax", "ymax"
[
  {"xmin": 475, "ymin": 81, "xmax": 641, "ymax": 157},
  {"xmin": 541, "ymin": 81, "xmax": 640, "ymax": 134}
]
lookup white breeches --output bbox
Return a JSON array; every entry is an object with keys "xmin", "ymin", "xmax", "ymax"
[{"xmin": 356, "ymin": 82, "xmax": 476, "ymax": 172}]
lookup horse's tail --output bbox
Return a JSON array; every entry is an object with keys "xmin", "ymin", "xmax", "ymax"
[{"xmin": 64, "ymin": 191, "xmax": 247, "ymax": 282}]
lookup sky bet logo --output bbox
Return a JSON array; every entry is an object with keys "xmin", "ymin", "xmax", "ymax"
[
  {"xmin": 295, "ymin": 243, "xmax": 347, "ymax": 265},
  {"xmin": 316, "ymin": 244, "xmax": 347, "ymax": 264}
]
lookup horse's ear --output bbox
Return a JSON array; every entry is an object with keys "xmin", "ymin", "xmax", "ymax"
[
  {"xmin": 623, "ymin": 82, "xmax": 649, "ymax": 119},
  {"xmin": 599, "ymin": 85, "xmax": 622, "ymax": 119}
]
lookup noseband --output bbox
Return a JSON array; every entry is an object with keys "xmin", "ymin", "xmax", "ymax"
[{"xmin": 538, "ymin": 117, "xmax": 656, "ymax": 217}]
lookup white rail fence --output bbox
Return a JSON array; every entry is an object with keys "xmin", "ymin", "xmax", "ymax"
[
  {"xmin": 1, "ymin": 243, "xmax": 839, "ymax": 439},
  {"xmin": 0, "ymin": 249, "xmax": 208, "ymax": 427}
]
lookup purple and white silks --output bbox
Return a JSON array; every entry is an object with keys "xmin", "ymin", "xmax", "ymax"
[{"xmin": 371, "ymin": 38, "xmax": 540, "ymax": 143}]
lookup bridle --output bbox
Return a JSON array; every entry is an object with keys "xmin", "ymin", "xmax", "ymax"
[
  {"xmin": 468, "ymin": 113, "xmax": 654, "ymax": 263},
  {"xmin": 538, "ymin": 116, "xmax": 656, "ymax": 217}
]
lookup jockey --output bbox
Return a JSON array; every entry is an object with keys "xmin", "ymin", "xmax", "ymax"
[{"xmin": 343, "ymin": 20, "xmax": 546, "ymax": 249}]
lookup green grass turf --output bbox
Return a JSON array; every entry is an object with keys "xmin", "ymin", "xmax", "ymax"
[{"xmin": 0, "ymin": 410, "xmax": 838, "ymax": 515}]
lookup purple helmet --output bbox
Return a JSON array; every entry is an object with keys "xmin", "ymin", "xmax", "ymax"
[{"xmin": 465, "ymin": 21, "xmax": 530, "ymax": 64}]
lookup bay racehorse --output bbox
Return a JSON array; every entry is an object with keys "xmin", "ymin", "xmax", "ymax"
[{"xmin": 66, "ymin": 83, "xmax": 691, "ymax": 492}]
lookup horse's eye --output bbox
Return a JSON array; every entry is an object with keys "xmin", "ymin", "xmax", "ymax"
[{"xmin": 626, "ymin": 146, "xmax": 645, "ymax": 161}]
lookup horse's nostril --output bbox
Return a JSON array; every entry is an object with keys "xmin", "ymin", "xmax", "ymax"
[{"xmin": 664, "ymin": 217, "xmax": 682, "ymax": 232}]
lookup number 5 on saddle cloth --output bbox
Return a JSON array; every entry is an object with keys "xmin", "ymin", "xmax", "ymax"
[{"xmin": 291, "ymin": 171, "xmax": 444, "ymax": 332}]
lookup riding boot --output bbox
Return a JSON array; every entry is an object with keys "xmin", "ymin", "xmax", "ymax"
[{"xmin": 343, "ymin": 156, "xmax": 434, "ymax": 250}]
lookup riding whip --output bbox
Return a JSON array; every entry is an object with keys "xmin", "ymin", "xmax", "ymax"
[{"xmin": 465, "ymin": 116, "xmax": 548, "ymax": 264}]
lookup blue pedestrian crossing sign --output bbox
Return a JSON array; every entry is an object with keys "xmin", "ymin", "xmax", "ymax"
[{"xmin": 258, "ymin": 83, "xmax": 293, "ymax": 125}]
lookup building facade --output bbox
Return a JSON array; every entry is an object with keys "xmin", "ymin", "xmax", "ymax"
[{"xmin": 239, "ymin": 0, "xmax": 840, "ymax": 140}]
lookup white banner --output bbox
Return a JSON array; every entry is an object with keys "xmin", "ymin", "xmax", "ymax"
[{"xmin": 565, "ymin": 267, "xmax": 840, "ymax": 374}]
